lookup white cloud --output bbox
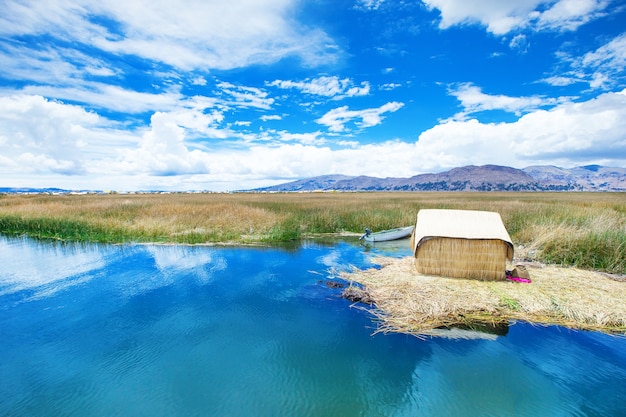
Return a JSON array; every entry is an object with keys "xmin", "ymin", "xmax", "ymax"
[
  {"xmin": 541, "ymin": 75, "xmax": 580, "ymax": 87},
  {"xmin": 380, "ymin": 83, "xmax": 402, "ymax": 91},
  {"xmin": 355, "ymin": 0, "xmax": 386, "ymax": 10},
  {"xmin": 448, "ymin": 83, "xmax": 560, "ymax": 119},
  {"xmin": 223, "ymin": 141, "xmax": 424, "ymax": 181},
  {"xmin": 316, "ymin": 102, "xmax": 404, "ymax": 132},
  {"xmin": 579, "ymin": 32, "xmax": 626, "ymax": 89},
  {"xmin": 536, "ymin": 0, "xmax": 610, "ymax": 31},
  {"xmin": 417, "ymin": 88, "xmax": 626, "ymax": 167},
  {"xmin": 275, "ymin": 131, "xmax": 324, "ymax": 145},
  {"xmin": 268, "ymin": 76, "xmax": 371, "ymax": 100},
  {"xmin": 0, "ymin": 237, "xmax": 105, "ymax": 297},
  {"xmin": 2, "ymin": 87, "xmax": 625, "ymax": 192},
  {"xmin": 0, "ymin": 0, "xmax": 339, "ymax": 72},
  {"xmin": 423, "ymin": 0, "xmax": 610, "ymax": 35},
  {"xmin": 0, "ymin": 43, "xmax": 118, "ymax": 85},
  {"xmin": 0, "ymin": 95, "xmax": 110, "ymax": 176},
  {"xmin": 16, "ymin": 84, "xmax": 186, "ymax": 114},
  {"xmin": 260, "ymin": 115, "xmax": 283, "ymax": 122},
  {"xmin": 119, "ymin": 112, "xmax": 210, "ymax": 176},
  {"xmin": 1, "ymin": 70, "xmax": 275, "ymax": 124},
  {"xmin": 0, "ymin": 40, "xmax": 195, "ymax": 114},
  {"xmin": 544, "ymin": 33, "xmax": 626, "ymax": 90},
  {"xmin": 217, "ymin": 82, "xmax": 274, "ymax": 110},
  {"xmin": 191, "ymin": 76, "xmax": 207, "ymax": 86},
  {"xmin": 509, "ymin": 34, "xmax": 529, "ymax": 53},
  {"xmin": 0, "ymin": 94, "xmax": 412, "ymax": 190}
]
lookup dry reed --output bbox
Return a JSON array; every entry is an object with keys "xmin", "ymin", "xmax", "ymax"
[
  {"xmin": 0, "ymin": 193, "xmax": 282, "ymax": 243},
  {"xmin": 342, "ymin": 256, "xmax": 626, "ymax": 337}
]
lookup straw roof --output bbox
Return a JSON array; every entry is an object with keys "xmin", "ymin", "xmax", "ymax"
[{"xmin": 342, "ymin": 256, "xmax": 626, "ymax": 338}]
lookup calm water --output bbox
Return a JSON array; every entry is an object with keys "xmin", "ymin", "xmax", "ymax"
[{"xmin": 1, "ymin": 236, "xmax": 625, "ymax": 417}]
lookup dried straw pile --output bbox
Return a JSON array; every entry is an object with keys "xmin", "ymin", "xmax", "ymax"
[{"xmin": 342, "ymin": 256, "xmax": 626, "ymax": 337}]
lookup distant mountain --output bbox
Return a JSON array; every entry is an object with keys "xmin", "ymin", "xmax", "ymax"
[
  {"xmin": 253, "ymin": 165, "xmax": 626, "ymax": 192},
  {"xmin": 0, "ymin": 187, "xmax": 70, "ymax": 194},
  {"xmin": 522, "ymin": 165, "xmax": 626, "ymax": 191},
  {"xmin": 255, "ymin": 175, "xmax": 355, "ymax": 192}
]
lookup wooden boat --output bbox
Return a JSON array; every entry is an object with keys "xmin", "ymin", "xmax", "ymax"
[{"xmin": 359, "ymin": 226, "xmax": 414, "ymax": 242}]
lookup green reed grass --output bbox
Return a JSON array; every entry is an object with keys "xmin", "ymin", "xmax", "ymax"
[
  {"xmin": 1, "ymin": 192, "xmax": 625, "ymax": 273},
  {"xmin": 0, "ymin": 215, "xmax": 134, "ymax": 243},
  {"xmin": 542, "ymin": 230, "xmax": 626, "ymax": 274}
]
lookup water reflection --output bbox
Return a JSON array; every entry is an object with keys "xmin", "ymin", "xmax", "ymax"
[
  {"xmin": 0, "ymin": 236, "xmax": 108, "ymax": 298},
  {"xmin": 1, "ymin": 236, "xmax": 625, "ymax": 417}
]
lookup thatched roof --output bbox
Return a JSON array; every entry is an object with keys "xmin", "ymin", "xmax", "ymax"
[{"xmin": 412, "ymin": 209, "xmax": 514, "ymax": 261}]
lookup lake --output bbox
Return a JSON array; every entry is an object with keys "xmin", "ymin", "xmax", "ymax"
[{"xmin": 1, "ymin": 236, "xmax": 625, "ymax": 416}]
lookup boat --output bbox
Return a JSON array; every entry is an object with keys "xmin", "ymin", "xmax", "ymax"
[{"xmin": 359, "ymin": 226, "xmax": 414, "ymax": 242}]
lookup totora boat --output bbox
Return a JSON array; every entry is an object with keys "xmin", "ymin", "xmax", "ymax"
[{"xmin": 359, "ymin": 225, "xmax": 414, "ymax": 242}]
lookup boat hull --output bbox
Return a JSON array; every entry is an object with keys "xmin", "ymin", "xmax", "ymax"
[{"xmin": 363, "ymin": 226, "xmax": 414, "ymax": 242}]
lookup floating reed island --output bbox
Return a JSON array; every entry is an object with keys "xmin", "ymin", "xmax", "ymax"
[
  {"xmin": 341, "ymin": 257, "xmax": 626, "ymax": 338},
  {"xmin": 342, "ymin": 208, "xmax": 626, "ymax": 338}
]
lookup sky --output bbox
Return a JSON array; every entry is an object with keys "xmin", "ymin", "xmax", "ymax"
[{"xmin": 1, "ymin": 0, "xmax": 625, "ymax": 191}]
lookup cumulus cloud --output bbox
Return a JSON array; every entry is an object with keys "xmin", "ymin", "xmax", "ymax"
[
  {"xmin": 275, "ymin": 131, "xmax": 325, "ymax": 145},
  {"xmin": 0, "ymin": 93, "xmax": 410, "ymax": 189},
  {"xmin": 120, "ymin": 112, "xmax": 210, "ymax": 176},
  {"xmin": 423, "ymin": 0, "xmax": 610, "ymax": 35},
  {"xmin": 0, "ymin": 94, "xmax": 221, "ymax": 182},
  {"xmin": 267, "ymin": 76, "xmax": 370, "ymax": 100},
  {"xmin": 2, "ymin": 90, "xmax": 625, "ymax": 191},
  {"xmin": 316, "ymin": 102, "xmax": 404, "ymax": 132},
  {"xmin": 0, "ymin": 95, "xmax": 101, "ymax": 175},
  {"xmin": 417, "ymin": 88, "xmax": 626, "ymax": 167}
]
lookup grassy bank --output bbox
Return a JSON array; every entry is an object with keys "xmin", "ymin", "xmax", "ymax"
[{"xmin": 0, "ymin": 192, "xmax": 625, "ymax": 273}]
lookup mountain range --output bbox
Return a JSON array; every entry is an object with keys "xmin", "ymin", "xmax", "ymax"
[{"xmin": 252, "ymin": 165, "xmax": 626, "ymax": 192}]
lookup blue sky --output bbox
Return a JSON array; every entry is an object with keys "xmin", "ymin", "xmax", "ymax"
[{"xmin": 1, "ymin": 0, "xmax": 625, "ymax": 191}]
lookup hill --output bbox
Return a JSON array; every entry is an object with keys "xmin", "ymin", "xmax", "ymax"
[{"xmin": 253, "ymin": 165, "xmax": 626, "ymax": 192}]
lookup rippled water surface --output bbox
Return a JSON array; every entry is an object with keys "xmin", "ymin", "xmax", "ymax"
[{"xmin": 1, "ymin": 236, "xmax": 625, "ymax": 416}]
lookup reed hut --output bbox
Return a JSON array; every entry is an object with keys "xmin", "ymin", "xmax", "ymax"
[{"xmin": 411, "ymin": 209, "xmax": 513, "ymax": 280}]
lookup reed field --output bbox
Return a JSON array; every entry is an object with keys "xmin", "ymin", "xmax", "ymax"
[{"xmin": 0, "ymin": 191, "xmax": 625, "ymax": 274}]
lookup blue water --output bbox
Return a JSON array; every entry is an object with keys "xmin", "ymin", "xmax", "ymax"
[{"xmin": 1, "ymin": 236, "xmax": 625, "ymax": 417}]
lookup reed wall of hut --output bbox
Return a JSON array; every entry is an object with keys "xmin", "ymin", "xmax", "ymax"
[{"xmin": 412, "ymin": 209, "xmax": 514, "ymax": 281}]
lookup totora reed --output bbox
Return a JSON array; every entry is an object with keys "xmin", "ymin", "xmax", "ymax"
[{"xmin": 342, "ymin": 256, "xmax": 626, "ymax": 338}]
